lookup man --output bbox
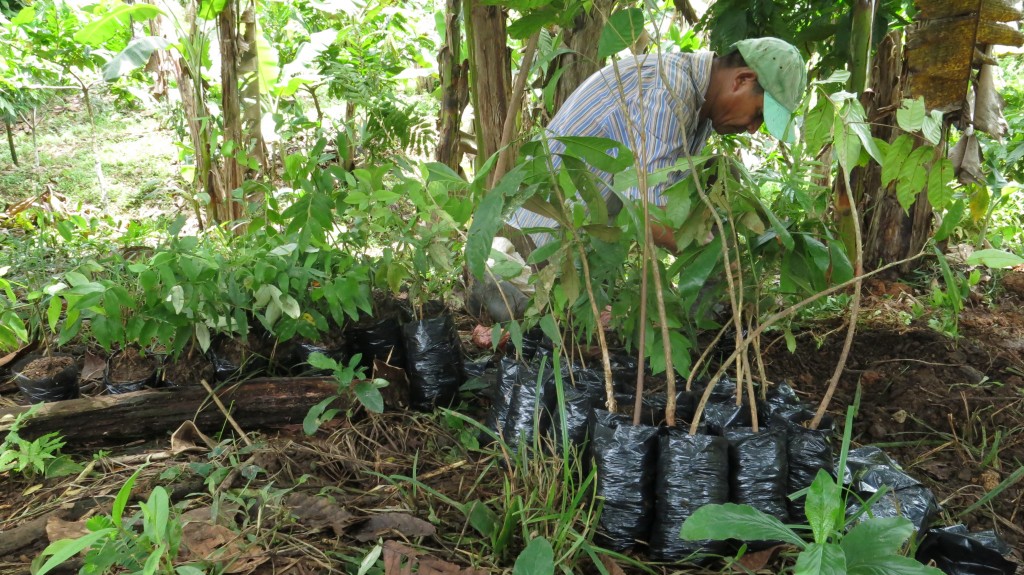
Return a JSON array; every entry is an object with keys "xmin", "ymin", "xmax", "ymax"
[
  {"xmin": 507, "ymin": 36, "xmax": 807, "ymax": 252},
  {"xmin": 472, "ymin": 37, "xmax": 807, "ymax": 322}
]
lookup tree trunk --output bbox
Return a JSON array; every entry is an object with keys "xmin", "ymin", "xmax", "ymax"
[
  {"xmin": 218, "ymin": 0, "xmax": 245, "ymax": 222},
  {"xmin": 239, "ymin": 2, "xmax": 268, "ymax": 176},
  {"xmin": 435, "ymin": 0, "xmax": 470, "ymax": 171},
  {"xmin": 549, "ymin": 0, "xmax": 616, "ymax": 115},
  {"xmin": 466, "ymin": 1, "xmax": 511, "ymax": 168},
  {"xmin": 0, "ymin": 377, "xmax": 346, "ymax": 444},
  {"xmin": 5, "ymin": 120, "xmax": 16, "ymax": 165}
]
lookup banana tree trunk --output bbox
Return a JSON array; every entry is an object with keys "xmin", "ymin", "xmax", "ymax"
[
  {"xmin": 239, "ymin": 3, "xmax": 267, "ymax": 176},
  {"xmin": 435, "ymin": 0, "xmax": 470, "ymax": 171},
  {"xmin": 218, "ymin": 0, "xmax": 244, "ymax": 222},
  {"xmin": 549, "ymin": 0, "xmax": 616, "ymax": 115}
]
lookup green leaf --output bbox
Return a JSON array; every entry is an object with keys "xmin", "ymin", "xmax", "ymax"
[
  {"xmin": 279, "ymin": 294, "xmax": 301, "ymax": 319},
  {"xmin": 357, "ymin": 544, "xmax": 382, "ymax": 575},
  {"xmin": 805, "ymin": 469, "xmax": 842, "ymax": 544},
  {"xmin": 921, "ymin": 110, "xmax": 943, "ymax": 145},
  {"xmin": 197, "ymin": 0, "xmax": 228, "ymax": 19},
  {"xmin": 598, "ymin": 8, "xmax": 644, "ymax": 59},
  {"xmin": 255, "ymin": 23, "xmax": 280, "ymax": 93},
  {"xmin": 73, "ymin": 4, "xmax": 163, "ymax": 46},
  {"xmin": 113, "ymin": 468, "xmax": 144, "ymax": 527},
  {"xmin": 680, "ymin": 503, "xmax": 805, "ymax": 548},
  {"xmin": 934, "ymin": 200, "xmax": 965, "ymax": 242},
  {"xmin": 142, "ymin": 545, "xmax": 163, "ymax": 575},
  {"xmin": 354, "ymin": 381, "xmax": 385, "ymax": 413},
  {"xmin": 927, "ymin": 157, "xmax": 955, "ymax": 209},
  {"xmin": 842, "ymin": 516, "xmax": 914, "ymax": 563},
  {"xmin": 32, "ymin": 528, "xmax": 116, "ymax": 575},
  {"xmin": 833, "ymin": 112, "xmax": 861, "ymax": 174},
  {"xmin": 194, "ymin": 324, "xmax": 211, "ymax": 353},
  {"xmin": 103, "ymin": 36, "xmax": 171, "ymax": 81},
  {"xmin": 168, "ymin": 285, "xmax": 184, "ymax": 314},
  {"xmin": 804, "ymin": 99, "xmax": 834, "ymax": 154},
  {"xmin": 896, "ymin": 97, "xmax": 926, "ymax": 132},
  {"xmin": 966, "ymin": 248, "xmax": 1024, "ymax": 269},
  {"xmin": 555, "ymin": 136, "xmax": 634, "ymax": 174},
  {"xmin": 526, "ymin": 239, "xmax": 562, "ymax": 265},
  {"xmin": 847, "ymin": 553, "xmax": 945, "ymax": 575},
  {"xmin": 513, "ymin": 536, "xmax": 554, "ymax": 575},
  {"xmin": 881, "ymin": 135, "xmax": 913, "ymax": 186},
  {"xmin": 465, "ymin": 499, "xmax": 498, "ymax": 537},
  {"xmin": 896, "ymin": 147, "xmax": 931, "ymax": 212},
  {"xmin": 307, "ymin": 352, "xmax": 339, "ymax": 372},
  {"xmin": 11, "ymin": 6, "xmax": 35, "ymax": 25},
  {"xmin": 795, "ymin": 542, "xmax": 846, "ymax": 575},
  {"xmin": 467, "ymin": 167, "xmax": 526, "ymax": 279},
  {"xmin": 581, "ymin": 223, "xmax": 621, "ymax": 243},
  {"xmin": 303, "ymin": 396, "xmax": 335, "ymax": 435},
  {"xmin": 563, "ymin": 155, "xmax": 608, "ymax": 224},
  {"xmin": 46, "ymin": 297, "xmax": 61, "ymax": 333}
]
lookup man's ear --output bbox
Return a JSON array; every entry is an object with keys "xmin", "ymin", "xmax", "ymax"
[{"xmin": 734, "ymin": 69, "xmax": 759, "ymax": 91}]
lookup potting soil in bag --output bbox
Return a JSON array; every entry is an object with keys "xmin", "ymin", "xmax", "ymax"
[
  {"xmin": 649, "ymin": 430, "xmax": 730, "ymax": 562},
  {"xmin": 772, "ymin": 408, "xmax": 834, "ymax": 522},
  {"xmin": 482, "ymin": 358, "xmax": 519, "ymax": 444},
  {"xmin": 349, "ymin": 316, "xmax": 406, "ymax": 370},
  {"xmin": 402, "ymin": 314, "xmax": 464, "ymax": 411},
  {"xmin": 590, "ymin": 409, "xmax": 660, "ymax": 552},
  {"xmin": 844, "ymin": 447, "xmax": 940, "ymax": 533},
  {"xmin": 916, "ymin": 524, "xmax": 1017, "ymax": 575},
  {"xmin": 503, "ymin": 355, "xmax": 553, "ymax": 454},
  {"xmin": 725, "ymin": 427, "xmax": 790, "ymax": 521},
  {"xmin": 13, "ymin": 355, "xmax": 80, "ymax": 402}
]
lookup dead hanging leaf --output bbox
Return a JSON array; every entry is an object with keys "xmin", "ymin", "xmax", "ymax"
[
  {"xmin": 181, "ymin": 522, "xmax": 267, "ymax": 574},
  {"xmin": 46, "ymin": 516, "xmax": 90, "ymax": 542},
  {"xmin": 731, "ymin": 544, "xmax": 789, "ymax": 572},
  {"xmin": 170, "ymin": 421, "xmax": 216, "ymax": 455},
  {"xmin": 352, "ymin": 513, "xmax": 436, "ymax": 542},
  {"xmin": 80, "ymin": 352, "xmax": 106, "ymax": 381},
  {"xmin": 285, "ymin": 492, "xmax": 356, "ymax": 537},
  {"xmin": 382, "ymin": 540, "xmax": 487, "ymax": 575}
]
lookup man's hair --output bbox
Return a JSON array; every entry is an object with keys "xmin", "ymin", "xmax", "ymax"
[{"xmin": 717, "ymin": 49, "xmax": 765, "ymax": 93}]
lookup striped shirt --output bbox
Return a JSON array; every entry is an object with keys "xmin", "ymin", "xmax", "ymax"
[{"xmin": 507, "ymin": 51, "xmax": 715, "ymax": 246}]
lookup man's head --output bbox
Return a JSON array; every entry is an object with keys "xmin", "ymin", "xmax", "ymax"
[{"xmin": 704, "ymin": 37, "xmax": 807, "ymax": 141}]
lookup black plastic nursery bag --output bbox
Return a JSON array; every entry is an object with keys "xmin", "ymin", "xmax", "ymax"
[
  {"xmin": 916, "ymin": 524, "xmax": 1017, "ymax": 575},
  {"xmin": 13, "ymin": 354, "xmax": 80, "ymax": 402},
  {"xmin": 725, "ymin": 427, "xmax": 790, "ymax": 522},
  {"xmin": 591, "ymin": 409, "xmax": 660, "ymax": 552},
  {"xmin": 483, "ymin": 357, "xmax": 519, "ymax": 444},
  {"xmin": 503, "ymin": 355, "xmax": 553, "ymax": 453},
  {"xmin": 649, "ymin": 430, "xmax": 730, "ymax": 562},
  {"xmin": 772, "ymin": 408, "xmax": 835, "ymax": 522},
  {"xmin": 402, "ymin": 314, "xmax": 465, "ymax": 411},
  {"xmin": 844, "ymin": 447, "xmax": 941, "ymax": 533},
  {"xmin": 348, "ymin": 316, "xmax": 406, "ymax": 370}
]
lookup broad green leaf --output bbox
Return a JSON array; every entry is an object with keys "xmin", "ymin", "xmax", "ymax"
[
  {"xmin": 833, "ymin": 113, "xmax": 861, "ymax": 174},
  {"xmin": 467, "ymin": 166, "xmax": 526, "ymax": 279},
  {"xmin": 563, "ymin": 155, "xmax": 607, "ymax": 224},
  {"xmin": 582, "ymin": 223, "xmax": 621, "ymax": 243},
  {"xmin": 805, "ymin": 470, "xmax": 842, "ymax": 544},
  {"xmin": 676, "ymin": 236, "xmax": 723, "ymax": 298},
  {"xmin": 197, "ymin": 0, "xmax": 228, "ymax": 19},
  {"xmin": 543, "ymin": 66, "xmax": 566, "ymax": 113},
  {"xmin": 969, "ymin": 186, "xmax": 990, "ymax": 223},
  {"xmin": 526, "ymin": 239, "xmax": 562, "ymax": 265},
  {"xmin": 896, "ymin": 97, "xmax": 926, "ymax": 132},
  {"xmin": 556, "ymin": 136, "xmax": 634, "ymax": 173},
  {"xmin": 680, "ymin": 503, "xmax": 804, "ymax": 547},
  {"xmin": 74, "ymin": 4, "xmax": 163, "ymax": 46},
  {"xmin": 881, "ymin": 135, "xmax": 913, "ymax": 186},
  {"xmin": 465, "ymin": 499, "xmax": 498, "ymax": 537},
  {"xmin": 32, "ymin": 528, "xmax": 116, "ymax": 575},
  {"xmin": 804, "ymin": 100, "xmax": 834, "ymax": 154},
  {"xmin": 927, "ymin": 157, "xmax": 955, "ymax": 209},
  {"xmin": 46, "ymin": 297, "xmax": 61, "ymax": 333},
  {"xmin": 195, "ymin": 324, "xmax": 211, "ymax": 353},
  {"xmin": 513, "ymin": 536, "xmax": 554, "ymax": 575},
  {"xmin": 279, "ymin": 294, "xmax": 301, "ymax": 319},
  {"xmin": 303, "ymin": 396, "xmax": 335, "ymax": 435},
  {"xmin": 354, "ymin": 381, "xmax": 384, "ymax": 413},
  {"xmin": 966, "ymin": 248, "xmax": 1024, "ymax": 269},
  {"xmin": 168, "ymin": 285, "xmax": 184, "ymax": 314},
  {"xmin": 559, "ymin": 255, "xmax": 580, "ymax": 305},
  {"xmin": 795, "ymin": 542, "xmax": 846, "ymax": 575},
  {"xmin": 921, "ymin": 110, "xmax": 943, "ymax": 145},
  {"xmin": 597, "ymin": 8, "xmax": 644, "ymax": 59},
  {"xmin": 847, "ymin": 553, "xmax": 945, "ymax": 575},
  {"xmin": 934, "ymin": 200, "xmax": 965, "ymax": 242},
  {"xmin": 813, "ymin": 70, "xmax": 852, "ymax": 85},
  {"xmin": 507, "ymin": 8, "xmax": 558, "ymax": 39},
  {"xmin": 307, "ymin": 352, "xmax": 339, "ymax": 371},
  {"xmin": 113, "ymin": 468, "xmax": 144, "ymax": 526},
  {"xmin": 841, "ymin": 516, "xmax": 914, "ymax": 563},
  {"xmin": 11, "ymin": 6, "xmax": 35, "ymax": 25},
  {"xmin": 896, "ymin": 147, "xmax": 931, "ymax": 212},
  {"xmin": 256, "ymin": 24, "xmax": 280, "ymax": 94},
  {"xmin": 103, "ymin": 36, "xmax": 170, "ymax": 81},
  {"xmin": 540, "ymin": 314, "xmax": 562, "ymax": 348},
  {"xmin": 357, "ymin": 544, "xmax": 382, "ymax": 575},
  {"xmin": 142, "ymin": 545, "xmax": 164, "ymax": 575}
]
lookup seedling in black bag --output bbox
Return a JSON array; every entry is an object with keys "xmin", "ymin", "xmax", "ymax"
[{"xmin": 680, "ymin": 391, "xmax": 945, "ymax": 575}]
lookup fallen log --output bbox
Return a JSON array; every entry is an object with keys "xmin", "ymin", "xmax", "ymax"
[{"xmin": 0, "ymin": 377, "xmax": 345, "ymax": 445}]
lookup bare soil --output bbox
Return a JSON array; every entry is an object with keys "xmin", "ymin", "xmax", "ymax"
[
  {"xmin": 17, "ymin": 356, "xmax": 74, "ymax": 380},
  {"xmin": 107, "ymin": 349, "xmax": 157, "ymax": 383}
]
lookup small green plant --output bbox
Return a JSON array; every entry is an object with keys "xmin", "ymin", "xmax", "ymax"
[
  {"xmin": 303, "ymin": 352, "xmax": 389, "ymax": 434},
  {"xmin": 33, "ymin": 468, "xmax": 194, "ymax": 575},
  {"xmin": 0, "ymin": 405, "xmax": 80, "ymax": 479},
  {"xmin": 680, "ymin": 395, "xmax": 944, "ymax": 575}
]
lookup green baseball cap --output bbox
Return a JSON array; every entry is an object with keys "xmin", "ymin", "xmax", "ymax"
[{"xmin": 733, "ymin": 37, "xmax": 807, "ymax": 143}]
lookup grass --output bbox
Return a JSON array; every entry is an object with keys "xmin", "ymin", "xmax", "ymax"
[{"xmin": 0, "ymin": 92, "xmax": 183, "ymax": 217}]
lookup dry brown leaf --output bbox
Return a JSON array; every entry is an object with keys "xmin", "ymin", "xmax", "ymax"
[
  {"xmin": 373, "ymin": 358, "xmax": 409, "ymax": 409},
  {"xmin": 598, "ymin": 553, "xmax": 627, "ymax": 575},
  {"xmin": 170, "ymin": 421, "xmax": 216, "ymax": 455},
  {"xmin": 353, "ymin": 513, "xmax": 435, "ymax": 542},
  {"xmin": 0, "ymin": 347, "xmax": 25, "ymax": 369},
  {"xmin": 181, "ymin": 522, "xmax": 267, "ymax": 575},
  {"xmin": 80, "ymin": 352, "xmax": 106, "ymax": 381},
  {"xmin": 732, "ymin": 544, "xmax": 788, "ymax": 572},
  {"xmin": 46, "ymin": 516, "xmax": 90, "ymax": 542},
  {"xmin": 285, "ymin": 492, "xmax": 356, "ymax": 537},
  {"xmin": 382, "ymin": 540, "xmax": 486, "ymax": 575}
]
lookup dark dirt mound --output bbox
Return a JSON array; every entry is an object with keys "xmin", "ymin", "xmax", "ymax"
[
  {"xmin": 761, "ymin": 299, "xmax": 1024, "ymax": 558},
  {"xmin": 18, "ymin": 356, "xmax": 75, "ymax": 380}
]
